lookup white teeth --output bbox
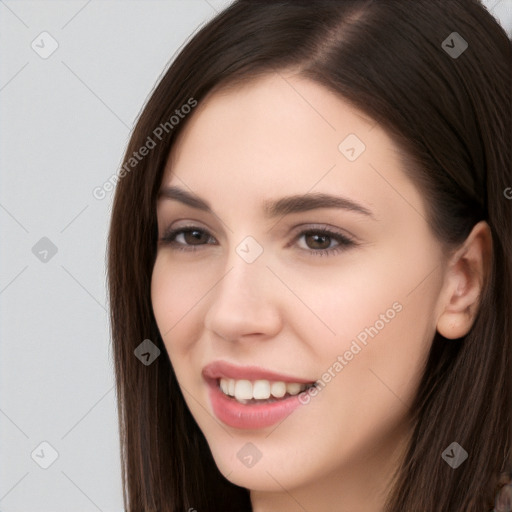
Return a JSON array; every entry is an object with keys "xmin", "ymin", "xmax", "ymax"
[
  {"xmin": 253, "ymin": 380, "xmax": 271, "ymax": 399},
  {"xmin": 234, "ymin": 380, "xmax": 253, "ymax": 400},
  {"xmin": 218, "ymin": 378, "xmax": 311, "ymax": 402},
  {"xmin": 286, "ymin": 382, "xmax": 302, "ymax": 395},
  {"xmin": 271, "ymin": 381, "xmax": 286, "ymax": 398}
]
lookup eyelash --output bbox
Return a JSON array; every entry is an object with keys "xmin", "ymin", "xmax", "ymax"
[{"xmin": 158, "ymin": 225, "xmax": 356, "ymax": 257}]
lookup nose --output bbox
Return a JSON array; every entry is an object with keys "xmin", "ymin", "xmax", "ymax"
[{"xmin": 203, "ymin": 250, "xmax": 283, "ymax": 342}]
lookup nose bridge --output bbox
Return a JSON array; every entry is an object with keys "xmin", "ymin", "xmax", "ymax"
[
  {"xmin": 204, "ymin": 238, "xmax": 281, "ymax": 339},
  {"xmin": 217, "ymin": 241, "xmax": 269, "ymax": 306}
]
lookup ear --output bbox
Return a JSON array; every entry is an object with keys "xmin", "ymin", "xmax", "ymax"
[{"xmin": 436, "ymin": 221, "xmax": 492, "ymax": 339}]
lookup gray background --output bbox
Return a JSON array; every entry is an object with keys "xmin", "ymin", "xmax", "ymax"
[{"xmin": 0, "ymin": 1, "xmax": 510, "ymax": 510}]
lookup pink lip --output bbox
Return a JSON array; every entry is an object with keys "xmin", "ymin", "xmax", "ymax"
[
  {"xmin": 202, "ymin": 360, "xmax": 315, "ymax": 430},
  {"xmin": 202, "ymin": 360, "xmax": 314, "ymax": 383},
  {"xmin": 205, "ymin": 378, "xmax": 307, "ymax": 429}
]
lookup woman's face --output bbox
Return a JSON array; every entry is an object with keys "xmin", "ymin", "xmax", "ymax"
[{"xmin": 151, "ymin": 72, "xmax": 448, "ymax": 505}]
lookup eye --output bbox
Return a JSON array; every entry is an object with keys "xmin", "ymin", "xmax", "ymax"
[
  {"xmin": 158, "ymin": 225, "xmax": 357, "ymax": 256},
  {"xmin": 158, "ymin": 226, "xmax": 216, "ymax": 251},
  {"xmin": 291, "ymin": 227, "xmax": 356, "ymax": 257}
]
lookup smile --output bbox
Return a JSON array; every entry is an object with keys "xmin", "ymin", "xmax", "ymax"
[
  {"xmin": 218, "ymin": 378, "xmax": 315, "ymax": 404},
  {"xmin": 202, "ymin": 360, "xmax": 317, "ymax": 429}
]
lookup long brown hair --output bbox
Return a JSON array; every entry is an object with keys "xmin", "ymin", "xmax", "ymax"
[{"xmin": 107, "ymin": 1, "xmax": 512, "ymax": 510}]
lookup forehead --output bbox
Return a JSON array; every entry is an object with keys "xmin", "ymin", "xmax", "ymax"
[
  {"xmin": 160, "ymin": 73, "xmax": 425, "ymax": 223},
  {"xmin": 166, "ymin": 73, "xmax": 375, "ymax": 180}
]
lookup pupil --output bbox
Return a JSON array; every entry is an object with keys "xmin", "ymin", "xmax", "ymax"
[
  {"xmin": 309, "ymin": 234, "xmax": 329, "ymax": 249},
  {"xmin": 186, "ymin": 230, "xmax": 205, "ymax": 244}
]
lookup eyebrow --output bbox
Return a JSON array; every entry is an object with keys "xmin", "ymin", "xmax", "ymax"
[{"xmin": 157, "ymin": 185, "xmax": 375, "ymax": 219}]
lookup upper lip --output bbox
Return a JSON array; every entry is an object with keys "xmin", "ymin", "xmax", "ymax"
[{"xmin": 202, "ymin": 360, "xmax": 315, "ymax": 383}]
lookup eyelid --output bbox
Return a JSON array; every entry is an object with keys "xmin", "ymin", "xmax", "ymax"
[
  {"xmin": 287, "ymin": 226, "xmax": 357, "ymax": 256},
  {"xmin": 287, "ymin": 223, "xmax": 357, "ymax": 244},
  {"xmin": 159, "ymin": 223, "xmax": 216, "ymax": 247},
  {"xmin": 160, "ymin": 221, "xmax": 214, "ymax": 240}
]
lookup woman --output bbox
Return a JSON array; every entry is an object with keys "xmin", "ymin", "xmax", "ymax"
[{"xmin": 107, "ymin": 0, "xmax": 512, "ymax": 510}]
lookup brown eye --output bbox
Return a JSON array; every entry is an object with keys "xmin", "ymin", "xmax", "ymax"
[
  {"xmin": 159, "ymin": 225, "xmax": 356, "ymax": 257},
  {"xmin": 159, "ymin": 226, "xmax": 216, "ymax": 250},
  {"xmin": 304, "ymin": 233, "xmax": 333, "ymax": 250},
  {"xmin": 294, "ymin": 228, "xmax": 356, "ymax": 257},
  {"xmin": 182, "ymin": 229, "xmax": 210, "ymax": 245}
]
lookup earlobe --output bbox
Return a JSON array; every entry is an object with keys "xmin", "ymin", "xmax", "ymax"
[{"xmin": 436, "ymin": 221, "xmax": 492, "ymax": 340}]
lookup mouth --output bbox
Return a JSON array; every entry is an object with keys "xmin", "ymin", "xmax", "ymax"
[
  {"xmin": 217, "ymin": 377, "xmax": 316, "ymax": 405},
  {"xmin": 202, "ymin": 360, "xmax": 318, "ymax": 429}
]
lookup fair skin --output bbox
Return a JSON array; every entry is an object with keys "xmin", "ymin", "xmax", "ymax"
[{"xmin": 151, "ymin": 72, "xmax": 490, "ymax": 512}]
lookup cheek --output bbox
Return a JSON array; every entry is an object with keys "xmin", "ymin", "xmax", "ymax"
[
  {"xmin": 281, "ymin": 245, "xmax": 440, "ymax": 401},
  {"xmin": 150, "ymin": 256, "xmax": 209, "ymax": 354},
  {"xmin": 271, "ymin": 250, "xmax": 403, "ymax": 346},
  {"xmin": 289, "ymin": 282, "xmax": 436, "ymax": 470}
]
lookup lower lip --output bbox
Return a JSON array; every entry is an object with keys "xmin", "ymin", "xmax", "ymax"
[{"xmin": 206, "ymin": 379, "xmax": 305, "ymax": 429}]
